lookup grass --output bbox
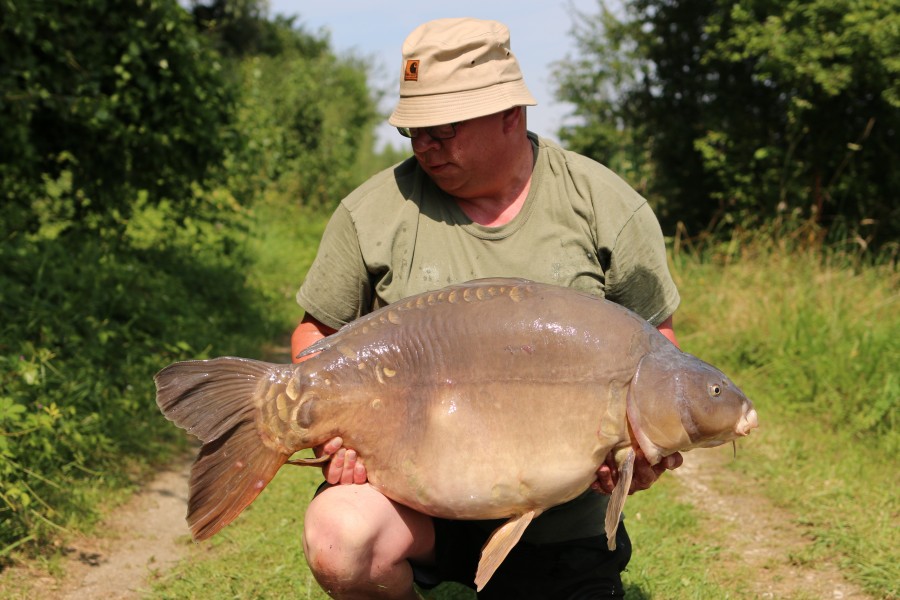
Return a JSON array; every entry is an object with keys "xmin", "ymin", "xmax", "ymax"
[
  {"xmin": 150, "ymin": 467, "xmax": 327, "ymax": 599},
  {"xmin": 5, "ymin": 193, "xmax": 888, "ymax": 599},
  {"xmin": 621, "ymin": 480, "xmax": 734, "ymax": 599},
  {"xmin": 142, "ymin": 213, "xmax": 898, "ymax": 599},
  {"xmin": 669, "ymin": 233, "xmax": 899, "ymax": 598},
  {"xmin": 142, "ymin": 213, "xmax": 900, "ymax": 600},
  {"xmin": 243, "ymin": 188, "xmax": 332, "ymax": 333}
]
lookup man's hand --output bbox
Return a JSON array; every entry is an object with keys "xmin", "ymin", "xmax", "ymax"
[
  {"xmin": 316, "ymin": 437, "xmax": 368, "ymax": 485},
  {"xmin": 592, "ymin": 448, "xmax": 682, "ymax": 495},
  {"xmin": 293, "ymin": 317, "xmax": 367, "ymax": 485}
]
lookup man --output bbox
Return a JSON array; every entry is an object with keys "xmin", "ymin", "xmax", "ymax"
[{"xmin": 292, "ymin": 18, "xmax": 683, "ymax": 599}]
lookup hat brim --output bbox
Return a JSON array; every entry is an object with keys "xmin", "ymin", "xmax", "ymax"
[{"xmin": 388, "ymin": 79, "xmax": 537, "ymax": 128}]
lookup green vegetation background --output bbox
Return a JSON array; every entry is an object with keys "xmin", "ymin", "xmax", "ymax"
[{"xmin": 1, "ymin": 1, "xmax": 897, "ymax": 598}]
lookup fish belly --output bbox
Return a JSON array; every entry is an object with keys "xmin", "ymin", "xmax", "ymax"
[
  {"xmin": 357, "ymin": 380, "xmax": 623, "ymax": 520},
  {"xmin": 294, "ymin": 280, "xmax": 644, "ymax": 520}
]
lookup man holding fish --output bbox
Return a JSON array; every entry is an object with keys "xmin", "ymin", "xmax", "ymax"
[{"xmin": 292, "ymin": 17, "xmax": 684, "ymax": 599}]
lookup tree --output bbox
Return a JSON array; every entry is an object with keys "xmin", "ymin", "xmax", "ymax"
[
  {"xmin": 189, "ymin": 0, "xmax": 329, "ymax": 58},
  {"xmin": 0, "ymin": 0, "xmax": 238, "ymax": 236},
  {"xmin": 555, "ymin": 0, "xmax": 899, "ymax": 247},
  {"xmin": 183, "ymin": 0, "xmax": 381, "ymax": 207}
]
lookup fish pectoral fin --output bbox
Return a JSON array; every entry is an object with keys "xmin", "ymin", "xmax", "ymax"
[
  {"xmin": 604, "ymin": 448, "xmax": 636, "ymax": 551},
  {"xmin": 474, "ymin": 510, "xmax": 537, "ymax": 592}
]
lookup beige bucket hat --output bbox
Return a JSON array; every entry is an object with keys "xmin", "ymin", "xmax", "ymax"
[{"xmin": 388, "ymin": 18, "xmax": 537, "ymax": 128}]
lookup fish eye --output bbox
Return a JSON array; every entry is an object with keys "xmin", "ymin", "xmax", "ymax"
[{"xmin": 708, "ymin": 383, "xmax": 722, "ymax": 397}]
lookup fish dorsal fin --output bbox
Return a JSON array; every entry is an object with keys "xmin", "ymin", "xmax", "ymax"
[
  {"xmin": 604, "ymin": 448, "xmax": 635, "ymax": 550},
  {"xmin": 474, "ymin": 510, "xmax": 537, "ymax": 591}
]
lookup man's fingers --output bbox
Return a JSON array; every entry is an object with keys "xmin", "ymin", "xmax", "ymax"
[
  {"xmin": 353, "ymin": 460, "xmax": 367, "ymax": 484},
  {"xmin": 650, "ymin": 453, "xmax": 683, "ymax": 477},
  {"xmin": 321, "ymin": 437, "xmax": 344, "ymax": 456},
  {"xmin": 317, "ymin": 438, "xmax": 368, "ymax": 485},
  {"xmin": 325, "ymin": 448, "xmax": 345, "ymax": 484},
  {"xmin": 664, "ymin": 452, "xmax": 684, "ymax": 470},
  {"xmin": 592, "ymin": 460, "xmax": 618, "ymax": 495},
  {"xmin": 340, "ymin": 450, "xmax": 357, "ymax": 485},
  {"xmin": 592, "ymin": 450, "xmax": 683, "ymax": 495}
]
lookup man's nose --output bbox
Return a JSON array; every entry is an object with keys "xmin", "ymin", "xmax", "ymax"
[{"xmin": 411, "ymin": 132, "xmax": 441, "ymax": 152}]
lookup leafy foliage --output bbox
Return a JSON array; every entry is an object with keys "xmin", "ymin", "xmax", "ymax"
[
  {"xmin": 555, "ymin": 0, "xmax": 900, "ymax": 248},
  {"xmin": 0, "ymin": 208, "xmax": 278, "ymax": 555},
  {"xmin": 0, "ymin": 0, "xmax": 380, "ymax": 559},
  {"xmin": 231, "ymin": 47, "xmax": 380, "ymax": 207},
  {"xmin": 185, "ymin": 0, "xmax": 383, "ymax": 209},
  {"xmin": 189, "ymin": 0, "xmax": 329, "ymax": 58},
  {"xmin": 0, "ymin": 0, "xmax": 239, "ymax": 235}
]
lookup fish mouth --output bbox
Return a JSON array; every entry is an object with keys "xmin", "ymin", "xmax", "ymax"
[{"xmin": 735, "ymin": 408, "xmax": 759, "ymax": 436}]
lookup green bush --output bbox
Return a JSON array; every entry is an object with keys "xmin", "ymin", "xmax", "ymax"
[
  {"xmin": 0, "ymin": 0, "xmax": 239, "ymax": 235},
  {"xmin": 231, "ymin": 48, "xmax": 380, "ymax": 207},
  {"xmin": 0, "ymin": 197, "xmax": 281, "ymax": 556},
  {"xmin": 0, "ymin": 0, "xmax": 384, "ymax": 559}
]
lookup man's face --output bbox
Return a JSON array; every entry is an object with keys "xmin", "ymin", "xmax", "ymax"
[{"xmin": 408, "ymin": 112, "xmax": 507, "ymax": 199}]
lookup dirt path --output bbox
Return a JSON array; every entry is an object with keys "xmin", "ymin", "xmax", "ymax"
[
  {"xmin": 671, "ymin": 445, "xmax": 869, "ymax": 600},
  {"xmin": 2, "ymin": 455, "xmax": 195, "ymax": 600},
  {"xmin": 2, "ymin": 446, "xmax": 873, "ymax": 599}
]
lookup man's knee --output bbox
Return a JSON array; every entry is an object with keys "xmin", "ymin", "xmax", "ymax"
[{"xmin": 303, "ymin": 498, "xmax": 376, "ymax": 583}]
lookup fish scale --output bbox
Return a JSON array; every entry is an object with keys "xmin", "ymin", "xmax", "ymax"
[{"xmin": 155, "ymin": 277, "xmax": 758, "ymax": 591}]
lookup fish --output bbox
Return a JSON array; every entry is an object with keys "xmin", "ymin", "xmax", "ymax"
[{"xmin": 154, "ymin": 278, "xmax": 758, "ymax": 591}]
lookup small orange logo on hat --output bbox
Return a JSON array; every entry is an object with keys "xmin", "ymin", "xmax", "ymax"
[{"xmin": 404, "ymin": 59, "xmax": 420, "ymax": 81}]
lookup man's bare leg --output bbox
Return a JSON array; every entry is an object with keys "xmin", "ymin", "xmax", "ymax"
[{"xmin": 303, "ymin": 483, "xmax": 436, "ymax": 599}]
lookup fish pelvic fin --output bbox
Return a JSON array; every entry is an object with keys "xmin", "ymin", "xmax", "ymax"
[
  {"xmin": 474, "ymin": 510, "xmax": 537, "ymax": 592},
  {"xmin": 604, "ymin": 447, "xmax": 635, "ymax": 551},
  {"xmin": 154, "ymin": 357, "xmax": 293, "ymax": 541},
  {"xmin": 287, "ymin": 454, "xmax": 332, "ymax": 466}
]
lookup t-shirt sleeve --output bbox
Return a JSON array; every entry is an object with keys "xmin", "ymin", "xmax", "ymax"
[
  {"xmin": 605, "ymin": 202, "xmax": 681, "ymax": 326},
  {"xmin": 295, "ymin": 204, "xmax": 372, "ymax": 330}
]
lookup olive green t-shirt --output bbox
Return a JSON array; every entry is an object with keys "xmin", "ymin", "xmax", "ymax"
[
  {"xmin": 298, "ymin": 133, "xmax": 679, "ymax": 331},
  {"xmin": 296, "ymin": 132, "xmax": 680, "ymax": 543}
]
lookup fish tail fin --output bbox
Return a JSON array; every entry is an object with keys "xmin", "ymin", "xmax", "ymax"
[
  {"xmin": 186, "ymin": 417, "xmax": 288, "ymax": 540},
  {"xmin": 155, "ymin": 357, "xmax": 292, "ymax": 540}
]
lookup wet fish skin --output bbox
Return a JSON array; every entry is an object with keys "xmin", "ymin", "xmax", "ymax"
[{"xmin": 155, "ymin": 278, "xmax": 758, "ymax": 591}]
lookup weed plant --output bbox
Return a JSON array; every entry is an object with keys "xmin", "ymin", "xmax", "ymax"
[
  {"xmin": 5, "ymin": 191, "xmax": 895, "ymax": 598},
  {"xmin": 151, "ymin": 217, "xmax": 897, "ymax": 599},
  {"xmin": 668, "ymin": 221, "xmax": 898, "ymax": 597},
  {"xmin": 0, "ymin": 199, "xmax": 287, "ymax": 561}
]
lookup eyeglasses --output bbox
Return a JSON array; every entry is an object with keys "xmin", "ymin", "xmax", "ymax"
[{"xmin": 396, "ymin": 123, "xmax": 458, "ymax": 140}]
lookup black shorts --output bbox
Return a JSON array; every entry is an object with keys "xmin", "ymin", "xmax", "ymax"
[{"xmin": 412, "ymin": 518, "xmax": 632, "ymax": 599}]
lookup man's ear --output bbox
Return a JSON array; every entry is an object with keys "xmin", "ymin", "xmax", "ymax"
[{"xmin": 501, "ymin": 105, "xmax": 525, "ymax": 132}]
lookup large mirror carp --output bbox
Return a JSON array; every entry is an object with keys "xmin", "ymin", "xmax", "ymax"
[{"xmin": 155, "ymin": 278, "xmax": 758, "ymax": 590}]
